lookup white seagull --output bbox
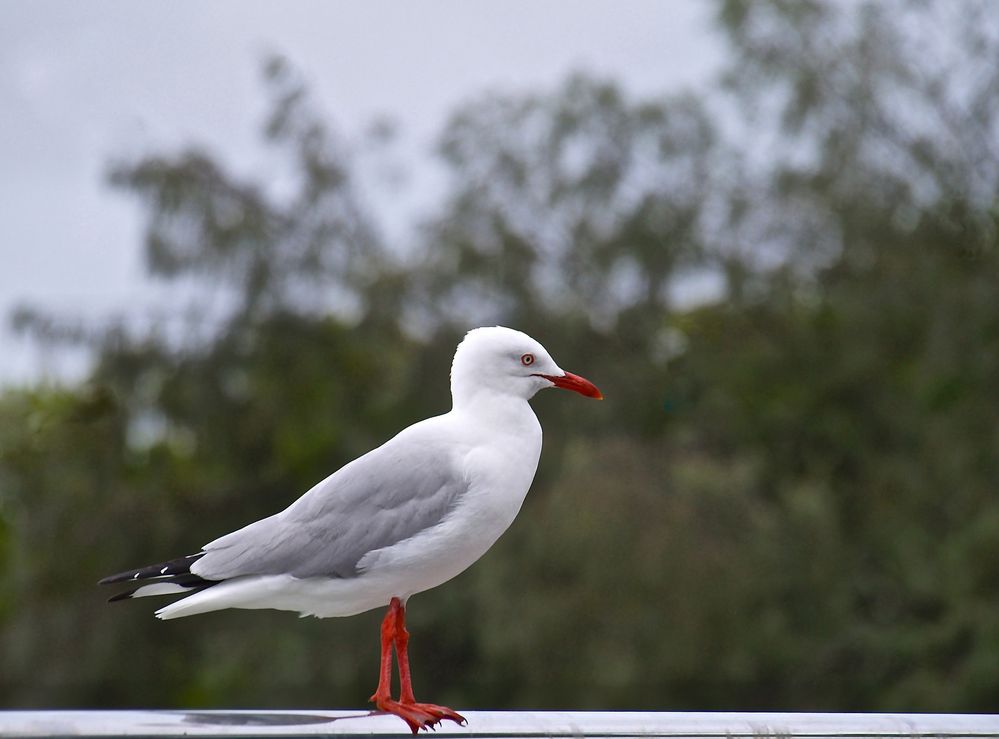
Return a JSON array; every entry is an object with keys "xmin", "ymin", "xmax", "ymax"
[{"xmin": 100, "ymin": 326, "xmax": 602, "ymax": 733}]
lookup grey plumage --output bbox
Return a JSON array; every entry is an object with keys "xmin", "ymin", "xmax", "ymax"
[{"xmin": 191, "ymin": 423, "xmax": 468, "ymax": 581}]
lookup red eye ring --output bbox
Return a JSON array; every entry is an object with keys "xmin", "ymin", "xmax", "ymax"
[{"xmin": 521, "ymin": 353, "xmax": 535, "ymax": 366}]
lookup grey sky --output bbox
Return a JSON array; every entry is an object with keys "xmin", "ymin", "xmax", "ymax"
[{"xmin": 1, "ymin": 1, "xmax": 722, "ymax": 384}]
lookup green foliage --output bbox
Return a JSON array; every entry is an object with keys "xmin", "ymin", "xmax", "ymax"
[{"xmin": 3, "ymin": 0, "xmax": 999, "ymax": 713}]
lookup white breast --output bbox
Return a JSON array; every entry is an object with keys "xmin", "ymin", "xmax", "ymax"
[{"xmin": 356, "ymin": 403, "xmax": 543, "ymax": 599}]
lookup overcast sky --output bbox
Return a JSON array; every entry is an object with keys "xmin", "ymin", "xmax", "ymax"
[{"xmin": 1, "ymin": 1, "xmax": 722, "ymax": 384}]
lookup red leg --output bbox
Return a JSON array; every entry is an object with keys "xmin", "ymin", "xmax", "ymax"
[
  {"xmin": 366, "ymin": 598, "xmax": 397, "ymax": 707},
  {"xmin": 368, "ymin": 597, "xmax": 465, "ymax": 734},
  {"xmin": 393, "ymin": 600, "xmax": 466, "ymax": 727}
]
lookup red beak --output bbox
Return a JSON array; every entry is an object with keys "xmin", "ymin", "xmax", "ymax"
[{"xmin": 534, "ymin": 371, "xmax": 603, "ymax": 400}]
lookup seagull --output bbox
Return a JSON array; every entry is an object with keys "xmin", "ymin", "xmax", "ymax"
[{"xmin": 100, "ymin": 326, "xmax": 602, "ymax": 734}]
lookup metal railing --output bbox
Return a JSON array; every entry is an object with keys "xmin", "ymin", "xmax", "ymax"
[{"xmin": 2, "ymin": 711, "xmax": 999, "ymax": 738}]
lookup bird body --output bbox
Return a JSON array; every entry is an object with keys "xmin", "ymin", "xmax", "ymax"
[
  {"xmin": 156, "ymin": 404, "xmax": 541, "ymax": 619},
  {"xmin": 101, "ymin": 326, "xmax": 601, "ymax": 733}
]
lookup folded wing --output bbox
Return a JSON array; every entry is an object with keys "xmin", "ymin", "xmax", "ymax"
[{"xmin": 192, "ymin": 424, "xmax": 468, "ymax": 581}]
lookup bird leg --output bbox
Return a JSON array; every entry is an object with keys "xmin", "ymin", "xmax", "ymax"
[
  {"xmin": 393, "ymin": 598, "xmax": 466, "ymax": 728},
  {"xmin": 368, "ymin": 597, "xmax": 466, "ymax": 734},
  {"xmin": 368, "ymin": 600, "xmax": 397, "ymax": 709}
]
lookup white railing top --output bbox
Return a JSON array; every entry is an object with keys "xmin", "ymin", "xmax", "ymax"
[{"xmin": 1, "ymin": 711, "xmax": 999, "ymax": 738}]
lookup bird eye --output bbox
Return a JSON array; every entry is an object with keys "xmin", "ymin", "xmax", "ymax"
[{"xmin": 521, "ymin": 353, "xmax": 535, "ymax": 366}]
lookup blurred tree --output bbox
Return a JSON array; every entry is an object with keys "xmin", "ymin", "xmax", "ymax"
[
  {"xmin": 669, "ymin": 0, "xmax": 999, "ymax": 709},
  {"xmin": 412, "ymin": 75, "xmax": 727, "ymax": 442},
  {"xmin": 410, "ymin": 0, "xmax": 999, "ymax": 711},
  {"xmin": 0, "ymin": 56, "xmax": 429, "ymax": 708},
  {"xmin": 3, "ymin": 0, "xmax": 999, "ymax": 715}
]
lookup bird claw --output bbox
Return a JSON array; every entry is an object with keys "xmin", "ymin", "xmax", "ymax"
[
  {"xmin": 371, "ymin": 698, "xmax": 466, "ymax": 734},
  {"xmin": 407, "ymin": 701, "xmax": 466, "ymax": 730}
]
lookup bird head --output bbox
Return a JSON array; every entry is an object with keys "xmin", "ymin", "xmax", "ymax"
[{"xmin": 450, "ymin": 326, "xmax": 603, "ymax": 406}]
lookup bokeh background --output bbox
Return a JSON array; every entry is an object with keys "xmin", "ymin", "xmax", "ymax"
[{"xmin": 3, "ymin": 0, "xmax": 999, "ymax": 713}]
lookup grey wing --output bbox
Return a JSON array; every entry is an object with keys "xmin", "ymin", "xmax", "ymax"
[{"xmin": 191, "ymin": 427, "xmax": 467, "ymax": 580}]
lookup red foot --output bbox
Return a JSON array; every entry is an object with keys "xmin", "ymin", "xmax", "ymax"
[
  {"xmin": 405, "ymin": 701, "xmax": 466, "ymax": 730},
  {"xmin": 370, "ymin": 697, "xmax": 466, "ymax": 734}
]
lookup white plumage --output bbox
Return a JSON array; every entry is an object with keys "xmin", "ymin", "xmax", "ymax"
[{"xmin": 100, "ymin": 326, "xmax": 602, "ymax": 734}]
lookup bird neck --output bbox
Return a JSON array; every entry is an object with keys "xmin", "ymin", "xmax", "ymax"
[{"xmin": 450, "ymin": 386, "xmax": 537, "ymax": 431}]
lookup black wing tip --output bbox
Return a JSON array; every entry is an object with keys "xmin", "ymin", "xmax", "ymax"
[
  {"xmin": 98, "ymin": 553, "xmax": 206, "ymax": 587},
  {"xmin": 104, "ymin": 578, "xmax": 219, "ymax": 603},
  {"xmin": 102, "ymin": 571, "xmax": 220, "ymax": 603},
  {"xmin": 98, "ymin": 571, "xmax": 134, "ymax": 586}
]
